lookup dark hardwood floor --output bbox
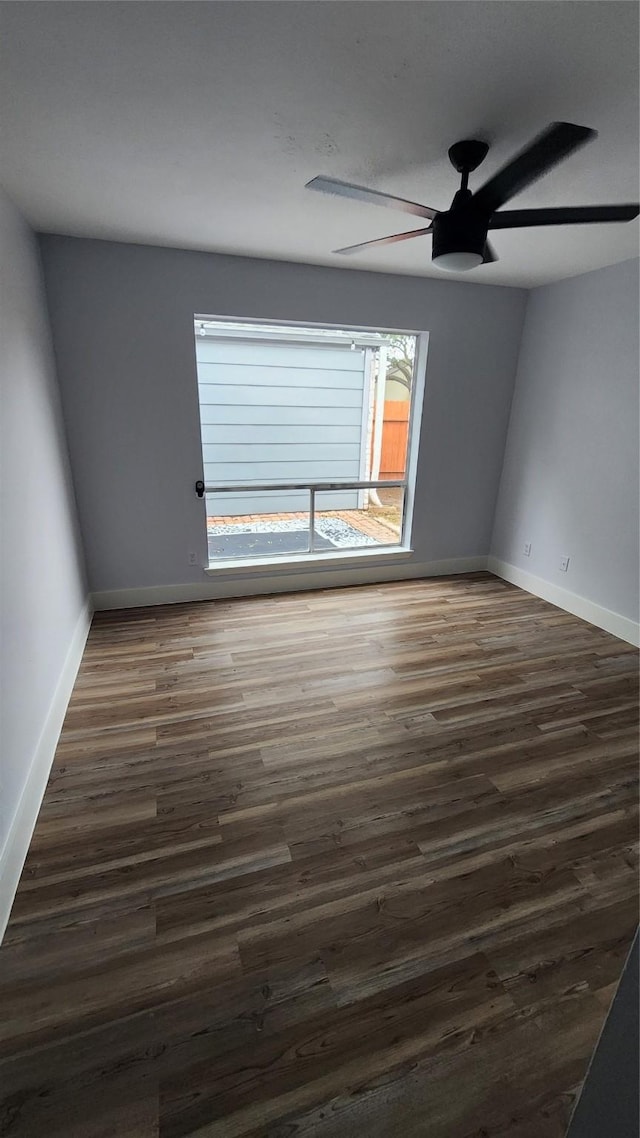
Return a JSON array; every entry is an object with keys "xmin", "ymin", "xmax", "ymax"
[{"xmin": 0, "ymin": 573, "xmax": 637, "ymax": 1137}]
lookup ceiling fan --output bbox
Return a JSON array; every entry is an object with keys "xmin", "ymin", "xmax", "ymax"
[{"xmin": 306, "ymin": 122, "xmax": 639, "ymax": 271}]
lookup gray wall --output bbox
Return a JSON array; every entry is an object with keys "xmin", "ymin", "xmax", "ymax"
[
  {"xmin": 0, "ymin": 192, "xmax": 87, "ymax": 854},
  {"xmin": 491, "ymin": 258, "xmax": 639, "ymax": 624},
  {"xmin": 40, "ymin": 235, "xmax": 527, "ymax": 594}
]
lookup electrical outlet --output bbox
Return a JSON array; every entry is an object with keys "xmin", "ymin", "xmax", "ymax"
[
  {"xmin": 523, "ymin": 542, "xmax": 532, "ymax": 557},
  {"xmin": 188, "ymin": 551, "xmax": 198, "ymax": 566},
  {"xmin": 559, "ymin": 555, "xmax": 570, "ymax": 573}
]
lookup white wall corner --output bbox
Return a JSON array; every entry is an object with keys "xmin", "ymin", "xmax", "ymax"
[
  {"xmin": 488, "ymin": 557, "xmax": 640, "ymax": 647},
  {"xmin": 0, "ymin": 599, "xmax": 93, "ymax": 943}
]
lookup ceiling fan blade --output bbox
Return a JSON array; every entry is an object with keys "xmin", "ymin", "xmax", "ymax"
[
  {"xmin": 473, "ymin": 122, "xmax": 596, "ymax": 214},
  {"xmin": 482, "ymin": 241, "xmax": 498, "ymax": 264},
  {"xmin": 488, "ymin": 204, "xmax": 640, "ymax": 229},
  {"xmin": 306, "ymin": 176, "xmax": 438, "ymax": 220},
  {"xmin": 334, "ymin": 226, "xmax": 433, "ymax": 255}
]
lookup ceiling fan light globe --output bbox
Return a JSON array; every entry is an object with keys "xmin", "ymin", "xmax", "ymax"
[{"xmin": 432, "ymin": 251, "xmax": 483, "ymax": 272}]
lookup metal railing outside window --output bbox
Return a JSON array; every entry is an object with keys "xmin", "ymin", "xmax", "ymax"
[{"xmin": 195, "ymin": 479, "xmax": 406, "ymax": 555}]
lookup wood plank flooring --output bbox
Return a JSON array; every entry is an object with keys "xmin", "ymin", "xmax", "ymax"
[{"xmin": 0, "ymin": 573, "xmax": 637, "ymax": 1137}]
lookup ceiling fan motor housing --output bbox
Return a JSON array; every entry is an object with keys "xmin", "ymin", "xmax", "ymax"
[
  {"xmin": 447, "ymin": 140, "xmax": 490, "ymax": 175},
  {"xmin": 432, "ymin": 192, "xmax": 488, "ymax": 261}
]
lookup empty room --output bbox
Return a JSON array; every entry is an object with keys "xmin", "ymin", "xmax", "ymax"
[{"xmin": 0, "ymin": 2, "xmax": 638, "ymax": 1136}]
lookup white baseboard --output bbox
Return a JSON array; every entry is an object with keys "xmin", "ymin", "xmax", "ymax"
[
  {"xmin": 488, "ymin": 557, "xmax": 640, "ymax": 647},
  {"xmin": 0, "ymin": 600, "xmax": 93, "ymax": 943},
  {"xmin": 91, "ymin": 557, "xmax": 488, "ymax": 610}
]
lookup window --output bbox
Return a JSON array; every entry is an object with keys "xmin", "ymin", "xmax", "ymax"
[{"xmin": 194, "ymin": 318, "xmax": 426, "ymax": 566}]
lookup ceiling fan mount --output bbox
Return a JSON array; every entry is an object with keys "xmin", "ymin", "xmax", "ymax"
[
  {"xmin": 447, "ymin": 139, "xmax": 489, "ymax": 176},
  {"xmin": 305, "ymin": 123, "xmax": 639, "ymax": 271}
]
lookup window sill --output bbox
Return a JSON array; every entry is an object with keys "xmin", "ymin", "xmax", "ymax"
[{"xmin": 204, "ymin": 546, "xmax": 414, "ymax": 577}]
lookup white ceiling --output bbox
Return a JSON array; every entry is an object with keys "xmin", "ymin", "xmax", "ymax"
[{"xmin": 0, "ymin": 1, "xmax": 638, "ymax": 288}]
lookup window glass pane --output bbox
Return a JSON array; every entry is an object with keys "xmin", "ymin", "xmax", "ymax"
[
  {"xmin": 194, "ymin": 319, "xmax": 419, "ymax": 564},
  {"xmin": 313, "ymin": 487, "xmax": 404, "ymax": 551},
  {"xmin": 207, "ymin": 490, "xmax": 310, "ymax": 560}
]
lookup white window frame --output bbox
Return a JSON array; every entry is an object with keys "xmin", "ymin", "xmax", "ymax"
[{"xmin": 193, "ymin": 315, "xmax": 429, "ymax": 574}]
